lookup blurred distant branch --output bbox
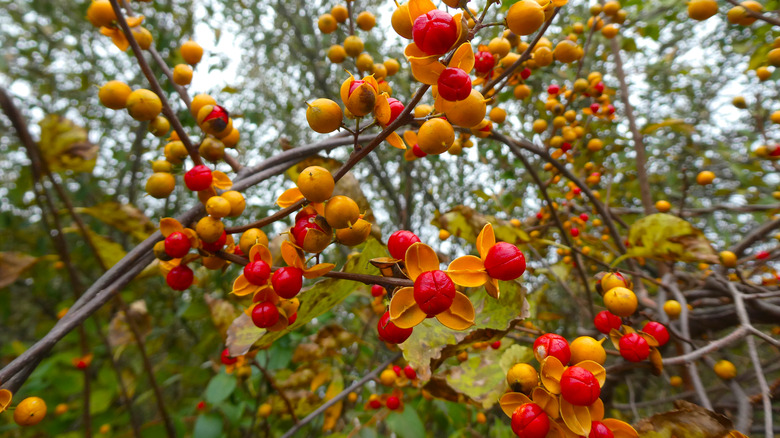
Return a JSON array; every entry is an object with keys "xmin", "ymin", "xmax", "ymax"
[{"xmin": 609, "ymin": 203, "xmax": 780, "ymax": 216}]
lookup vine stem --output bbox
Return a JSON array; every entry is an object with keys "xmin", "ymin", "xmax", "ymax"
[{"xmin": 279, "ymin": 352, "xmax": 402, "ymax": 438}]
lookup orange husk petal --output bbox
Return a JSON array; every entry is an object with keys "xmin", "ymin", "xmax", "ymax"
[
  {"xmin": 303, "ymin": 263, "xmax": 336, "ymax": 279},
  {"xmin": 446, "ymin": 255, "xmax": 488, "ymax": 287},
  {"xmin": 589, "ymin": 398, "xmax": 604, "ymax": 421},
  {"xmin": 403, "ymin": 130, "xmax": 418, "ymax": 145},
  {"xmin": 387, "ymin": 132, "xmax": 407, "ymax": 150},
  {"xmin": 404, "ymin": 147, "xmax": 418, "ymax": 161},
  {"xmin": 540, "ymin": 356, "xmax": 564, "ymax": 394},
  {"xmin": 364, "ymin": 75, "xmax": 379, "ymax": 92},
  {"xmin": 340, "ymin": 72, "xmax": 355, "ymax": 105},
  {"xmin": 531, "ymin": 387, "xmax": 560, "ymax": 419},
  {"xmin": 476, "ymin": 223, "xmax": 496, "ymax": 259},
  {"xmin": 638, "ymin": 331, "xmax": 660, "ymax": 347},
  {"xmin": 281, "ymin": 240, "xmax": 306, "ymax": 269},
  {"xmin": 601, "ymin": 419, "xmax": 639, "ymax": 438},
  {"xmin": 160, "ymin": 217, "xmax": 184, "ymax": 237},
  {"xmin": 101, "ymin": 27, "xmax": 129, "ymax": 51},
  {"xmin": 434, "ymin": 92, "xmax": 448, "ymax": 114},
  {"xmin": 126, "ymin": 16, "xmax": 144, "ymax": 27},
  {"xmin": 232, "ymin": 274, "xmax": 263, "ymax": 297},
  {"xmin": 182, "ymin": 228, "xmax": 200, "ymax": 249},
  {"xmin": 449, "ymin": 42, "xmax": 475, "ymax": 73},
  {"xmin": 410, "ymin": 59, "xmax": 445, "ymax": 85},
  {"xmin": 252, "ymin": 286, "xmax": 279, "ymax": 304},
  {"xmin": 608, "ymin": 328, "xmax": 623, "ymax": 349},
  {"xmin": 560, "ymin": 400, "xmax": 591, "ymax": 436},
  {"xmin": 404, "ymin": 43, "xmax": 439, "ymax": 62},
  {"xmin": 435, "ymin": 291, "xmax": 475, "ymax": 330},
  {"xmin": 408, "ymin": 0, "xmax": 436, "ymax": 22},
  {"xmin": 389, "ymin": 287, "xmax": 426, "ymax": 328},
  {"xmin": 266, "ymin": 306, "xmax": 289, "ymax": 332},
  {"xmin": 277, "ymin": 187, "xmax": 304, "ymax": 207},
  {"xmin": 499, "ymin": 392, "xmax": 532, "ymax": 417},
  {"xmin": 0, "ymin": 389, "xmax": 11, "ymax": 412},
  {"xmin": 280, "ymin": 298, "xmax": 300, "ymax": 319},
  {"xmin": 575, "ymin": 361, "xmax": 606, "ymax": 387},
  {"xmin": 249, "ymin": 244, "xmax": 273, "ymax": 266},
  {"xmin": 485, "ymin": 277, "xmax": 500, "ymax": 299},
  {"xmin": 311, "ymin": 202, "xmax": 326, "ymax": 216},
  {"xmin": 552, "ymin": 0, "xmax": 568, "ymax": 6},
  {"xmin": 548, "ymin": 421, "xmax": 568, "ymax": 438},
  {"xmin": 211, "ymin": 171, "xmax": 233, "ymax": 190},
  {"xmin": 649, "ymin": 347, "xmax": 664, "ymax": 376},
  {"xmin": 375, "ymin": 93, "xmax": 391, "ymax": 125},
  {"xmin": 453, "ymin": 13, "xmax": 466, "ymax": 49},
  {"xmin": 159, "ymin": 258, "xmax": 179, "ymax": 276},
  {"xmin": 404, "ymin": 242, "xmax": 440, "ymax": 280}
]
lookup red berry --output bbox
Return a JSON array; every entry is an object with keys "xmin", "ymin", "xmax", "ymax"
[
  {"xmin": 164, "ymin": 231, "xmax": 191, "ymax": 258},
  {"xmin": 642, "ymin": 321, "xmax": 669, "ymax": 346},
  {"xmin": 221, "ymin": 348, "xmax": 237, "ymax": 365},
  {"xmin": 594, "ymin": 82, "xmax": 605, "ymax": 93},
  {"xmin": 388, "ymin": 230, "xmax": 421, "ymax": 260},
  {"xmin": 251, "ymin": 301, "xmax": 280, "ymax": 328},
  {"xmin": 393, "ymin": 365, "xmax": 403, "ymax": 376},
  {"xmin": 619, "ymin": 332, "xmax": 650, "ymax": 362},
  {"xmin": 75, "ymin": 360, "xmax": 88, "ymax": 369},
  {"xmin": 414, "ymin": 270, "xmax": 456, "ymax": 316},
  {"xmin": 371, "ymin": 284, "xmax": 386, "ymax": 297},
  {"xmin": 590, "ymin": 103, "xmax": 601, "ymax": 114},
  {"xmin": 533, "ymin": 333, "xmax": 571, "ymax": 365},
  {"xmin": 580, "ymin": 213, "xmax": 589, "ymax": 221},
  {"xmin": 437, "ymin": 67, "xmax": 472, "ymax": 101},
  {"xmin": 560, "ymin": 366, "xmax": 601, "ymax": 406},
  {"xmin": 511, "ymin": 403, "xmax": 549, "ymax": 438},
  {"xmin": 201, "ymin": 104, "xmax": 229, "ymax": 124},
  {"xmin": 167, "ymin": 265, "xmax": 194, "ymax": 290},
  {"xmin": 184, "ymin": 165, "xmax": 213, "ymax": 192},
  {"xmin": 294, "ymin": 208, "xmax": 317, "ymax": 223},
  {"xmin": 201, "ymin": 230, "xmax": 227, "ymax": 252},
  {"xmin": 386, "ymin": 98, "xmax": 405, "ymax": 125},
  {"xmin": 368, "ymin": 399, "xmax": 383, "ymax": 409},
  {"xmin": 593, "ymin": 310, "xmax": 622, "ymax": 334},
  {"xmin": 412, "ymin": 144, "xmax": 427, "ymax": 158},
  {"xmin": 536, "ymin": 212, "xmax": 544, "ymax": 220},
  {"xmin": 589, "ymin": 421, "xmax": 614, "ymax": 438},
  {"xmin": 484, "ymin": 242, "xmax": 526, "ymax": 281},
  {"xmin": 244, "ymin": 260, "xmax": 271, "ymax": 285},
  {"xmin": 272, "ymin": 267, "xmax": 304, "ymax": 299},
  {"xmin": 769, "ymin": 145, "xmax": 780, "ymax": 157},
  {"xmin": 606, "ymin": 104, "xmax": 615, "ymax": 115},
  {"xmin": 378, "ymin": 311, "xmax": 413, "ymax": 344},
  {"xmin": 196, "ymin": 401, "xmax": 206, "ymax": 411},
  {"xmin": 412, "ymin": 10, "xmax": 458, "ymax": 56},
  {"xmin": 756, "ymin": 250, "xmax": 770, "ymax": 260},
  {"xmin": 520, "ymin": 68, "xmax": 532, "ymax": 79},
  {"xmin": 386, "ymin": 396, "xmax": 401, "ymax": 410},
  {"xmin": 547, "ymin": 84, "xmax": 560, "ymax": 95},
  {"xmin": 570, "ymin": 227, "xmax": 580, "ymax": 237},
  {"xmin": 491, "ymin": 340, "xmax": 502, "ymax": 350},
  {"xmin": 561, "ymin": 142, "xmax": 572, "ymax": 152},
  {"xmin": 573, "ymin": 187, "xmax": 581, "ymax": 195},
  {"xmin": 404, "ymin": 365, "xmax": 417, "ymax": 380},
  {"xmin": 474, "ymin": 51, "xmax": 495, "ymax": 75},
  {"xmin": 288, "ymin": 312, "xmax": 297, "ymax": 325}
]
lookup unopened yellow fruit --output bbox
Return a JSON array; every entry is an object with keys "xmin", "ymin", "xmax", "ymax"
[
  {"xmin": 603, "ymin": 287, "xmax": 637, "ymax": 317},
  {"xmin": 601, "ymin": 23, "xmax": 619, "ymax": 38},
  {"xmin": 132, "ymin": 27, "xmax": 153, "ymax": 50},
  {"xmin": 570, "ymin": 336, "xmax": 606, "ymax": 365},
  {"xmin": 655, "ymin": 200, "xmax": 671, "ymax": 212},
  {"xmin": 489, "ymin": 107, "xmax": 507, "ymax": 124},
  {"xmin": 713, "ymin": 360, "xmax": 737, "ymax": 379},
  {"xmin": 756, "ymin": 66, "xmax": 771, "ymax": 81},
  {"xmin": 98, "ymin": 80, "xmax": 132, "ymax": 110},
  {"xmin": 587, "ymin": 138, "xmax": 603, "ymax": 152},
  {"xmin": 240, "ymin": 228, "xmax": 269, "ymax": 255},
  {"xmin": 206, "ymin": 196, "xmax": 231, "ymax": 219},
  {"xmin": 669, "ymin": 376, "xmax": 683, "ymax": 387},
  {"xmin": 306, "ymin": 99, "xmax": 343, "ymax": 134},
  {"xmin": 126, "ymin": 89, "xmax": 162, "ymax": 121},
  {"xmin": 145, "ymin": 172, "xmax": 175, "ymax": 198},
  {"xmin": 719, "ymin": 250, "xmax": 737, "ymax": 268},
  {"xmin": 417, "ymin": 118, "xmax": 455, "ymax": 155},
  {"xmin": 87, "ymin": 0, "xmax": 117, "ymax": 27},
  {"xmin": 221, "ymin": 128, "xmax": 240, "ymax": 148},
  {"xmin": 554, "ymin": 40, "xmax": 582, "ymax": 63},
  {"xmin": 356, "ymin": 52, "xmax": 374, "ymax": 73},
  {"xmin": 414, "ymin": 104, "xmax": 433, "ymax": 118},
  {"xmin": 196, "ymin": 216, "xmax": 225, "ymax": 243},
  {"xmin": 443, "ymin": 89, "xmax": 487, "ymax": 128},
  {"xmin": 221, "ymin": 190, "xmax": 246, "ymax": 217},
  {"xmin": 148, "ymin": 116, "xmax": 170, "ymax": 137},
  {"xmin": 173, "ymin": 64, "xmax": 193, "ymax": 86},
  {"xmin": 514, "ymin": 84, "xmax": 531, "ymax": 100},
  {"xmin": 297, "ymin": 166, "xmax": 335, "ymax": 203},
  {"xmin": 327, "ymin": 45, "xmax": 347, "ymax": 63},
  {"xmin": 151, "ymin": 160, "xmax": 172, "ymax": 173},
  {"xmin": 164, "ymin": 141, "xmax": 188, "ymax": 164},
  {"xmin": 384, "ymin": 58, "xmax": 400, "ymax": 76},
  {"xmin": 476, "ymin": 412, "xmax": 487, "ymax": 424},
  {"xmin": 199, "ymin": 137, "xmax": 225, "ymax": 162},
  {"xmin": 769, "ymin": 48, "xmax": 780, "ymax": 67},
  {"xmin": 343, "ymin": 36, "xmax": 364, "ymax": 57},
  {"xmin": 257, "ymin": 403, "xmax": 272, "ymax": 417},
  {"xmin": 601, "ymin": 272, "xmax": 630, "ymax": 292},
  {"xmin": 331, "ymin": 5, "xmax": 348, "ymax": 22},
  {"xmin": 532, "ymin": 119, "xmax": 548, "ymax": 133},
  {"xmin": 325, "ymin": 195, "xmax": 360, "ymax": 229},
  {"xmin": 347, "ymin": 392, "xmax": 358, "ymax": 403},
  {"xmin": 506, "ymin": 0, "xmax": 545, "ymax": 36},
  {"xmin": 603, "ymin": 0, "xmax": 621, "ymax": 15},
  {"xmin": 663, "ymin": 300, "xmax": 682, "ymax": 319},
  {"xmin": 14, "ymin": 397, "xmax": 47, "ymax": 426},
  {"xmin": 506, "ymin": 363, "xmax": 538, "ymax": 394},
  {"xmin": 392, "ymin": 3, "xmax": 414, "ymax": 39},
  {"xmin": 318, "ymin": 14, "xmax": 338, "ymax": 33},
  {"xmin": 728, "ymin": 1, "xmax": 762, "ymax": 25},
  {"xmin": 696, "ymin": 170, "xmax": 715, "ymax": 185},
  {"xmin": 688, "ymin": 0, "xmax": 718, "ymax": 20},
  {"xmin": 181, "ymin": 39, "xmax": 203, "ymax": 65},
  {"xmin": 335, "ymin": 218, "xmax": 372, "ymax": 246},
  {"xmin": 488, "ymin": 38, "xmax": 512, "ymax": 58},
  {"xmin": 191, "ymin": 94, "xmax": 216, "ymax": 117},
  {"xmin": 356, "ymin": 11, "xmax": 376, "ymax": 31},
  {"xmin": 439, "ymin": 229, "xmax": 451, "ymax": 240},
  {"xmin": 379, "ymin": 369, "xmax": 397, "ymax": 386}
]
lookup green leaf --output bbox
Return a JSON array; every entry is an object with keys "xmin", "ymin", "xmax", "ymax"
[
  {"xmin": 226, "ymin": 238, "xmax": 386, "ymax": 355},
  {"xmin": 641, "ymin": 119, "xmax": 695, "ymax": 135},
  {"xmin": 193, "ymin": 414, "xmax": 224, "ymax": 438},
  {"xmin": 74, "ymin": 202, "xmax": 155, "ymax": 241},
  {"xmin": 64, "ymin": 227, "xmax": 126, "ymax": 268},
  {"xmin": 205, "ymin": 372, "xmax": 237, "ymax": 405},
  {"xmin": 38, "ymin": 115, "xmax": 98, "ymax": 173},
  {"xmin": 90, "ymin": 388, "xmax": 114, "ymax": 415},
  {"xmin": 386, "ymin": 405, "xmax": 426, "ymax": 438},
  {"xmin": 0, "ymin": 252, "xmax": 39, "ymax": 289},
  {"xmin": 444, "ymin": 348, "xmax": 506, "ymax": 408},
  {"xmin": 615, "ymin": 213, "xmax": 718, "ymax": 265}
]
